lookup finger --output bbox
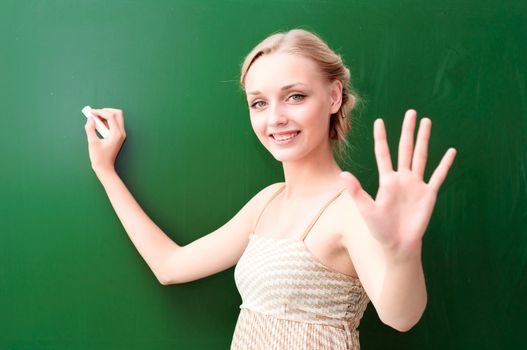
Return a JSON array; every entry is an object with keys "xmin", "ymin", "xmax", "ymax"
[
  {"xmin": 340, "ymin": 171, "xmax": 375, "ymax": 215},
  {"xmin": 91, "ymin": 108, "xmax": 120, "ymax": 136},
  {"xmin": 102, "ymin": 108, "xmax": 125, "ymax": 133},
  {"xmin": 397, "ymin": 109, "xmax": 417, "ymax": 171},
  {"xmin": 373, "ymin": 118, "xmax": 393, "ymax": 178},
  {"xmin": 84, "ymin": 116, "xmax": 98, "ymax": 143},
  {"xmin": 428, "ymin": 148, "xmax": 457, "ymax": 193},
  {"xmin": 89, "ymin": 108, "xmax": 108, "ymax": 127},
  {"xmin": 412, "ymin": 117, "xmax": 431, "ymax": 179}
]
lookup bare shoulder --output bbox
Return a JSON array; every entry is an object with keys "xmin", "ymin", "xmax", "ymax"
[
  {"xmin": 334, "ymin": 190, "xmax": 369, "ymax": 239},
  {"xmin": 162, "ymin": 181, "xmax": 285, "ymax": 284},
  {"xmin": 249, "ymin": 182, "xmax": 285, "ymax": 217},
  {"xmin": 256, "ymin": 181, "xmax": 285, "ymax": 198},
  {"xmin": 225, "ymin": 181, "xmax": 286, "ymax": 238},
  {"xmin": 335, "ymin": 189, "xmax": 386, "ymax": 301},
  {"xmin": 335, "ymin": 190, "xmax": 381, "ymax": 255}
]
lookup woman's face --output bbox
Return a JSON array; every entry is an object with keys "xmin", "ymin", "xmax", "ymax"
[{"xmin": 244, "ymin": 52, "xmax": 342, "ymax": 163}]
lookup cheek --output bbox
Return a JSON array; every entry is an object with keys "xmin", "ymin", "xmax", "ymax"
[
  {"xmin": 249, "ymin": 115, "xmax": 258, "ymax": 131},
  {"xmin": 295, "ymin": 102, "xmax": 327, "ymax": 127},
  {"xmin": 250, "ymin": 116, "xmax": 267, "ymax": 139}
]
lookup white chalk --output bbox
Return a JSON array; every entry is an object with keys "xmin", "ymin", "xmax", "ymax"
[{"xmin": 82, "ymin": 105, "xmax": 110, "ymax": 138}]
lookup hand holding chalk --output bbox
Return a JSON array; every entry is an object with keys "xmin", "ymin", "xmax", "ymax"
[
  {"xmin": 82, "ymin": 105, "xmax": 110, "ymax": 138},
  {"xmin": 83, "ymin": 107, "xmax": 127, "ymax": 177}
]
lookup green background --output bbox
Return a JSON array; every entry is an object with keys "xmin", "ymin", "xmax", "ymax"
[{"xmin": 1, "ymin": 0, "xmax": 525, "ymax": 348}]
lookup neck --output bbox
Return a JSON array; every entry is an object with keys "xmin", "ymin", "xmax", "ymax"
[{"xmin": 281, "ymin": 140, "xmax": 343, "ymax": 200}]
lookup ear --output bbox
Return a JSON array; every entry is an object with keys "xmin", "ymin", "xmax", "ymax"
[{"xmin": 329, "ymin": 79, "xmax": 343, "ymax": 115}]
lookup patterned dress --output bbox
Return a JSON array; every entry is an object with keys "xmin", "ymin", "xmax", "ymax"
[{"xmin": 231, "ymin": 184, "xmax": 370, "ymax": 349}]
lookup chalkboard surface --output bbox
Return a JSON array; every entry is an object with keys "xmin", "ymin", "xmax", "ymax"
[{"xmin": 1, "ymin": 0, "xmax": 525, "ymax": 349}]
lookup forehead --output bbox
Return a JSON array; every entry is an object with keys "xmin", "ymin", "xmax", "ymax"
[{"xmin": 244, "ymin": 52, "xmax": 324, "ymax": 94}]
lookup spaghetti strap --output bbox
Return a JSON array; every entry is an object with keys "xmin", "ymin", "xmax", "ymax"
[
  {"xmin": 253, "ymin": 183, "xmax": 286, "ymax": 233},
  {"xmin": 232, "ymin": 183, "xmax": 369, "ymax": 350},
  {"xmin": 300, "ymin": 188, "xmax": 347, "ymax": 242}
]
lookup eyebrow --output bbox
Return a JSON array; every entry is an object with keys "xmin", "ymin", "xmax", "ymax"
[{"xmin": 247, "ymin": 82, "xmax": 307, "ymax": 95}]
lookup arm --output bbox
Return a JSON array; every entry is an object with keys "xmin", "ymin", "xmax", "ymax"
[
  {"xmin": 162, "ymin": 182, "xmax": 284, "ymax": 284},
  {"xmin": 97, "ymin": 167, "xmax": 282, "ymax": 285},
  {"xmin": 85, "ymin": 108, "xmax": 177, "ymax": 284},
  {"xmin": 97, "ymin": 170, "xmax": 180, "ymax": 285},
  {"xmin": 339, "ymin": 109, "xmax": 456, "ymax": 332},
  {"xmin": 376, "ymin": 241, "xmax": 427, "ymax": 332},
  {"xmin": 84, "ymin": 107, "xmax": 283, "ymax": 286},
  {"xmin": 339, "ymin": 195, "xmax": 426, "ymax": 332}
]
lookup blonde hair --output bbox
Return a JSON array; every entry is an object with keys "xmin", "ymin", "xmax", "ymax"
[{"xmin": 239, "ymin": 28, "xmax": 363, "ymax": 162}]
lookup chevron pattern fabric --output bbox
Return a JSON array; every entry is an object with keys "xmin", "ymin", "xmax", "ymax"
[{"xmin": 231, "ymin": 233, "xmax": 369, "ymax": 349}]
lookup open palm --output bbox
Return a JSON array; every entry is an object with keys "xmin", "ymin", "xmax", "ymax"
[{"xmin": 340, "ymin": 109, "xmax": 457, "ymax": 256}]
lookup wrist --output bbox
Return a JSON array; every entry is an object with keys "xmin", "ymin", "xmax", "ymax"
[
  {"xmin": 382, "ymin": 239, "xmax": 423, "ymax": 264},
  {"xmin": 93, "ymin": 166, "xmax": 118, "ymax": 181}
]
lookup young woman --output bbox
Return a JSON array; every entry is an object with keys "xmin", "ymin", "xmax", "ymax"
[{"xmin": 84, "ymin": 28, "xmax": 456, "ymax": 349}]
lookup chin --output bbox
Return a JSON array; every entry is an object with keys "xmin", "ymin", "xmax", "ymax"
[{"xmin": 268, "ymin": 149, "xmax": 309, "ymax": 163}]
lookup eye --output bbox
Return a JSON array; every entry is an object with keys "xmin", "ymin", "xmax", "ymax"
[
  {"xmin": 250, "ymin": 100, "xmax": 266, "ymax": 109},
  {"xmin": 249, "ymin": 93, "xmax": 306, "ymax": 110},
  {"xmin": 289, "ymin": 93, "xmax": 306, "ymax": 102}
]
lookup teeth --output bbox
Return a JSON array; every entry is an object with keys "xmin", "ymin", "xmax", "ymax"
[{"xmin": 274, "ymin": 132, "xmax": 298, "ymax": 141}]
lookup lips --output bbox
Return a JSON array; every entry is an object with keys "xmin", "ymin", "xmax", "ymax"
[
  {"xmin": 270, "ymin": 131, "xmax": 301, "ymax": 143},
  {"xmin": 270, "ymin": 131, "xmax": 300, "ymax": 141}
]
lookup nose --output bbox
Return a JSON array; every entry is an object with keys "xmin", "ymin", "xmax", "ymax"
[{"xmin": 268, "ymin": 102, "xmax": 288, "ymax": 126}]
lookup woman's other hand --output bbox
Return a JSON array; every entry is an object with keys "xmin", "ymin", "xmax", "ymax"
[{"xmin": 340, "ymin": 109, "xmax": 457, "ymax": 260}]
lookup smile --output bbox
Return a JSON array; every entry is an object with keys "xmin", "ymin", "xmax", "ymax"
[{"xmin": 271, "ymin": 131, "xmax": 300, "ymax": 144}]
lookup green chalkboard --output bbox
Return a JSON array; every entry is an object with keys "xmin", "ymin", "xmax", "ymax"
[{"xmin": 1, "ymin": 0, "xmax": 525, "ymax": 349}]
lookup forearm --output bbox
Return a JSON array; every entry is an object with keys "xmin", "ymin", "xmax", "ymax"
[
  {"xmin": 96, "ymin": 169, "xmax": 180, "ymax": 284},
  {"xmin": 376, "ymin": 243, "xmax": 427, "ymax": 332}
]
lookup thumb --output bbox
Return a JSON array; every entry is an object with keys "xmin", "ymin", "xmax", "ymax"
[
  {"xmin": 340, "ymin": 171, "xmax": 374, "ymax": 214},
  {"xmin": 84, "ymin": 116, "xmax": 98, "ymax": 143}
]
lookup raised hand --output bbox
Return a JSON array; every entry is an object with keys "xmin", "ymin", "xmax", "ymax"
[
  {"xmin": 84, "ymin": 108, "xmax": 127, "ymax": 176},
  {"xmin": 340, "ymin": 109, "xmax": 457, "ymax": 259}
]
